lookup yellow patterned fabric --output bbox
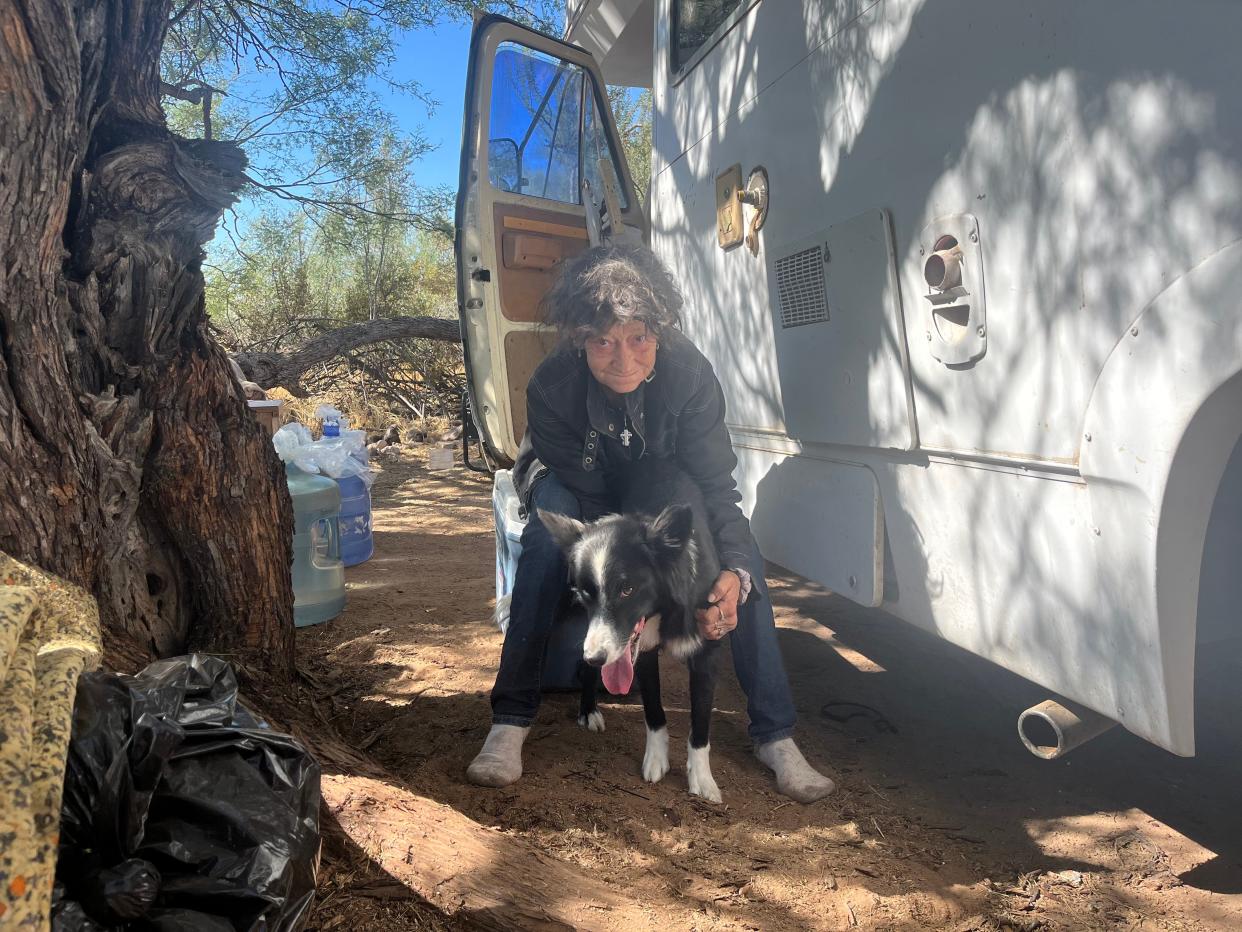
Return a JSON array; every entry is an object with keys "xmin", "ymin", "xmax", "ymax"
[{"xmin": 0, "ymin": 555, "xmax": 102, "ymax": 930}]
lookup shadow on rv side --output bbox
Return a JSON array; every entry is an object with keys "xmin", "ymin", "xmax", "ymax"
[{"xmin": 654, "ymin": 0, "xmax": 1242, "ymax": 766}]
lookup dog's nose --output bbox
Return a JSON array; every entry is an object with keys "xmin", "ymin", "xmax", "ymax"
[{"xmin": 584, "ymin": 650, "xmax": 608, "ymax": 667}]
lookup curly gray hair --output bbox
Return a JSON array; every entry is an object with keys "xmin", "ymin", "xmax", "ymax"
[{"xmin": 540, "ymin": 242, "xmax": 683, "ymax": 347}]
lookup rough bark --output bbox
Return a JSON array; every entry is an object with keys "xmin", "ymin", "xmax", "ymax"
[
  {"xmin": 232, "ymin": 315, "xmax": 462, "ymax": 392},
  {"xmin": 0, "ymin": 0, "xmax": 295, "ymax": 678}
]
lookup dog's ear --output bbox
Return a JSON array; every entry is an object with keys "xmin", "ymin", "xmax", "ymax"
[
  {"xmin": 648, "ymin": 503, "xmax": 694, "ymax": 557},
  {"xmin": 538, "ymin": 509, "xmax": 586, "ymax": 553}
]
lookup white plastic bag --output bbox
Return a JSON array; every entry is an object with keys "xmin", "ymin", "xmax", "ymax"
[
  {"xmin": 273, "ymin": 423, "xmax": 322, "ymax": 474},
  {"xmin": 273, "ymin": 422, "xmax": 312, "ymax": 461},
  {"xmin": 272, "ymin": 422, "xmax": 375, "ymax": 488}
]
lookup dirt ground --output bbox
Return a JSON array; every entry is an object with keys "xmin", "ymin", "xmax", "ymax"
[{"xmin": 297, "ymin": 447, "xmax": 1242, "ymax": 931}]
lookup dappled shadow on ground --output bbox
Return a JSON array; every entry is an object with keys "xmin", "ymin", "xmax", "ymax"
[
  {"xmin": 768, "ymin": 573, "xmax": 1242, "ymax": 897},
  {"xmin": 294, "ymin": 452, "xmax": 1242, "ymax": 930}
]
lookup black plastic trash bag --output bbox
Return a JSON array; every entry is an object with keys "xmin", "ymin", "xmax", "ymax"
[{"xmin": 53, "ymin": 654, "xmax": 321, "ymax": 931}]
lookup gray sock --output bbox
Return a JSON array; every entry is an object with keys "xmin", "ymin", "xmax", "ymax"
[
  {"xmin": 755, "ymin": 737, "xmax": 836, "ymax": 803},
  {"xmin": 466, "ymin": 723, "xmax": 530, "ymax": 787}
]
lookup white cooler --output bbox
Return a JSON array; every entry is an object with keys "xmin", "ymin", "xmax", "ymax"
[
  {"xmin": 491, "ymin": 470, "xmax": 586, "ymax": 690},
  {"xmin": 493, "ymin": 469, "xmax": 525, "ymax": 600}
]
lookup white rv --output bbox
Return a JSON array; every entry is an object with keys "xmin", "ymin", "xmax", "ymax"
[{"xmin": 454, "ymin": 1, "xmax": 1242, "ymax": 759}]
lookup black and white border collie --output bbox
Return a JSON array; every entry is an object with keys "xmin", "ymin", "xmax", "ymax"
[{"xmin": 540, "ymin": 467, "xmax": 725, "ymax": 802}]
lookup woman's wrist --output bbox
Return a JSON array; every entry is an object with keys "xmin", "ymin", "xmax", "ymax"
[{"xmin": 724, "ymin": 567, "xmax": 752, "ymax": 604}]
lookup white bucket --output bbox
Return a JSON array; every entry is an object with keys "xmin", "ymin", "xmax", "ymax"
[{"xmin": 427, "ymin": 447, "xmax": 455, "ymax": 471}]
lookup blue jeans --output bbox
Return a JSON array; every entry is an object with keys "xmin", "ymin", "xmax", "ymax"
[{"xmin": 490, "ymin": 474, "xmax": 797, "ymax": 745}]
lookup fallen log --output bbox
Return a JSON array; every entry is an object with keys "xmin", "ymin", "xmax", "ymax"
[{"xmin": 233, "ymin": 316, "xmax": 462, "ymax": 391}]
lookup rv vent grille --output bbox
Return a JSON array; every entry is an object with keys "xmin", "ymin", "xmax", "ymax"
[{"xmin": 775, "ymin": 245, "xmax": 828, "ymax": 328}]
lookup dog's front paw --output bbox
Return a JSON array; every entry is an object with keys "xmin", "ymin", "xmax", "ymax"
[
  {"xmin": 688, "ymin": 770, "xmax": 722, "ymax": 804},
  {"xmin": 577, "ymin": 710, "xmax": 605, "ymax": 732},
  {"xmin": 686, "ymin": 743, "xmax": 722, "ymax": 803},
  {"xmin": 642, "ymin": 726, "xmax": 670, "ymax": 783}
]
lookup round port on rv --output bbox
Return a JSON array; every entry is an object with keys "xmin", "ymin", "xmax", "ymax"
[{"xmin": 924, "ymin": 234, "xmax": 963, "ymax": 291}]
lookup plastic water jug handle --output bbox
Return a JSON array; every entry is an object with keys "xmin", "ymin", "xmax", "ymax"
[
  {"xmin": 313, "ymin": 515, "xmax": 342, "ymax": 565},
  {"xmin": 326, "ymin": 515, "xmax": 341, "ymax": 561}
]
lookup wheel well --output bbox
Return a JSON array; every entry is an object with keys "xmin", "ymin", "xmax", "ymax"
[
  {"xmin": 1150, "ymin": 367, "xmax": 1242, "ymax": 754},
  {"xmin": 1197, "ymin": 430, "xmax": 1242, "ymax": 646}
]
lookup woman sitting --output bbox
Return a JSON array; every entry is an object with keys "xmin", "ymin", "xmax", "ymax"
[{"xmin": 467, "ymin": 243, "xmax": 835, "ymax": 804}]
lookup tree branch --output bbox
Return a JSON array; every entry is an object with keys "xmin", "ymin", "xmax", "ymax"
[{"xmin": 160, "ymin": 79, "xmax": 223, "ymax": 138}]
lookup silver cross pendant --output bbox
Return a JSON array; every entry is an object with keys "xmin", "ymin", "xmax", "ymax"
[{"xmin": 619, "ymin": 428, "xmax": 633, "ymax": 447}]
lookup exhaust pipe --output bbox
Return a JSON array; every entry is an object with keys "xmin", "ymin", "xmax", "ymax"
[{"xmin": 1018, "ymin": 699, "xmax": 1117, "ymax": 760}]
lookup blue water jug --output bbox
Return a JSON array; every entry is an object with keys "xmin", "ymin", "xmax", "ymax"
[
  {"xmin": 335, "ymin": 473, "xmax": 374, "ymax": 566},
  {"xmin": 287, "ymin": 464, "xmax": 346, "ymax": 627}
]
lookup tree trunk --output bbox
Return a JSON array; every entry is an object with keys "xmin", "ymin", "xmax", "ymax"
[
  {"xmin": 0, "ymin": 0, "xmax": 295, "ymax": 679},
  {"xmin": 320, "ymin": 775, "xmax": 666, "ymax": 931}
]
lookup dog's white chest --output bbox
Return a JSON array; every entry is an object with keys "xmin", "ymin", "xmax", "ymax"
[
  {"xmin": 637, "ymin": 614, "xmax": 662, "ymax": 652},
  {"xmin": 637, "ymin": 614, "xmax": 703, "ymax": 660}
]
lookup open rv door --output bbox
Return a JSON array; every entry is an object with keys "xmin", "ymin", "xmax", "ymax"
[{"xmin": 455, "ymin": 14, "xmax": 647, "ymax": 464}]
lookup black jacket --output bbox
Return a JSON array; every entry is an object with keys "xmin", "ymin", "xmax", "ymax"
[{"xmin": 513, "ymin": 329, "xmax": 758, "ymax": 580}]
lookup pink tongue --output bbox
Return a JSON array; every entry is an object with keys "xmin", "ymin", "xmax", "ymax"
[
  {"xmin": 601, "ymin": 649, "xmax": 634, "ymax": 695},
  {"xmin": 600, "ymin": 618, "xmax": 645, "ymax": 696}
]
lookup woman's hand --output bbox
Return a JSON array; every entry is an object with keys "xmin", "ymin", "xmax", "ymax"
[{"xmin": 696, "ymin": 570, "xmax": 741, "ymax": 640}]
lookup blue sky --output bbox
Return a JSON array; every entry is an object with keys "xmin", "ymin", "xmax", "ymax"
[
  {"xmin": 214, "ymin": 18, "xmax": 476, "ymax": 246},
  {"xmin": 386, "ymin": 19, "xmax": 475, "ymax": 192}
]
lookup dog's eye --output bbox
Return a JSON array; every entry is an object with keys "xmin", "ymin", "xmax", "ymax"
[
  {"xmin": 571, "ymin": 587, "xmax": 587, "ymax": 603},
  {"xmin": 619, "ymin": 585, "xmax": 633, "ymax": 598}
]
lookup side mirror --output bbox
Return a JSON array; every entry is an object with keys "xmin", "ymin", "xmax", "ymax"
[{"xmin": 487, "ymin": 137, "xmax": 521, "ymax": 192}]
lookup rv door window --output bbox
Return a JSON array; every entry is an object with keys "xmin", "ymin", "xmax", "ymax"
[
  {"xmin": 673, "ymin": 0, "xmax": 743, "ymax": 71},
  {"xmin": 489, "ymin": 42, "xmax": 586, "ymax": 203},
  {"xmin": 583, "ymin": 89, "xmax": 629, "ymax": 210}
]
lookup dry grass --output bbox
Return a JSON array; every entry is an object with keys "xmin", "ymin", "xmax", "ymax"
[{"xmin": 267, "ymin": 387, "xmax": 456, "ymax": 442}]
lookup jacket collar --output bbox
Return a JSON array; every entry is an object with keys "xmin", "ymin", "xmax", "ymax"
[{"xmin": 583, "ymin": 353, "xmax": 654, "ymax": 455}]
